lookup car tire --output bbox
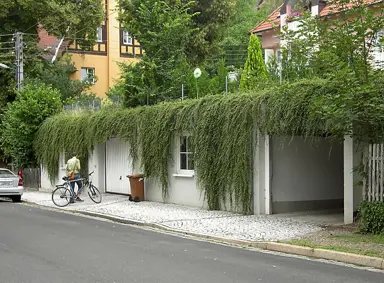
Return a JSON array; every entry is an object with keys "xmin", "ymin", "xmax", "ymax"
[{"xmin": 11, "ymin": 195, "xmax": 21, "ymax": 203}]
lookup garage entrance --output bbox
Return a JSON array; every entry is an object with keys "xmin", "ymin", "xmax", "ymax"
[
  {"xmin": 105, "ymin": 138, "xmax": 132, "ymax": 195},
  {"xmin": 270, "ymin": 136, "xmax": 344, "ymax": 214}
]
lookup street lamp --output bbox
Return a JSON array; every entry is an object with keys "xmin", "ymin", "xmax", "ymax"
[
  {"xmin": 0, "ymin": 63, "xmax": 14, "ymax": 70},
  {"xmin": 193, "ymin": 68, "xmax": 202, "ymax": 99}
]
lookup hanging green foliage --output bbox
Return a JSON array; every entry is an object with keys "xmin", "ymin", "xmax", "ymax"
[{"xmin": 34, "ymin": 76, "xmax": 384, "ymax": 213}]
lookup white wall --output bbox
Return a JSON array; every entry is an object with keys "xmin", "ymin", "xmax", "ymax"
[
  {"xmin": 40, "ymin": 164, "xmax": 66, "ymax": 192},
  {"xmin": 253, "ymin": 133, "xmax": 266, "ymax": 214},
  {"xmin": 41, "ymin": 147, "xmax": 106, "ymax": 193},
  {"xmin": 145, "ymin": 137, "xmax": 206, "ymax": 209},
  {"xmin": 145, "ymin": 176, "xmax": 205, "ymax": 208},
  {"xmin": 40, "ymin": 166, "xmax": 54, "ymax": 192},
  {"xmin": 88, "ymin": 144, "xmax": 106, "ymax": 193},
  {"xmin": 271, "ymin": 136, "xmax": 344, "ymax": 202},
  {"xmin": 88, "ymin": 138, "xmax": 206, "ymax": 208}
]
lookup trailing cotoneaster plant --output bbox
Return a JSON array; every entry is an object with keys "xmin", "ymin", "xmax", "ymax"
[{"xmin": 34, "ymin": 76, "xmax": 384, "ymax": 214}]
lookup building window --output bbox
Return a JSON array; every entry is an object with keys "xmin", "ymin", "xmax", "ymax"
[
  {"xmin": 123, "ymin": 30, "xmax": 133, "ymax": 45},
  {"xmin": 373, "ymin": 29, "xmax": 384, "ymax": 68},
  {"xmin": 374, "ymin": 30, "xmax": 384, "ymax": 51},
  {"xmin": 179, "ymin": 136, "xmax": 194, "ymax": 171},
  {"xmin": 96, "ymin": 27, "xmax": 103, "ymax": 43},
  {"xmin": 81, "ymin": 67, "xmax": 95, "ymax": 84}
]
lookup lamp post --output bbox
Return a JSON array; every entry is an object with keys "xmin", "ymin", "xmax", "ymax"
[
  {"xmin": 0, "ymin": 63, "xmax": 14, "ymax": 70},
  {"xmin": 193, "ymin": 68, "xmax": 201, "ymax": 99}
]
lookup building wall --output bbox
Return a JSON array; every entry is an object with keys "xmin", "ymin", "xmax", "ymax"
[
  {"xmin": 41, "ymin": 146, "xmax": 106, "ymax": 193},
  {"xmin": 144, "ymin": 143, "xmax": 206, "ymax": 209},
  {"xmin": 86, "ymin": 138, "xmax": 206, "ymax": 208},
  {"xmin": 67, "ymin": 0, "xmax": 140, "ymax": 98},
  {"xmin": 106, "ymin": 0, "xmax": 140, "ymax": 89},
  {"xmin": 40, "ymin": 134, "xmax": 353, "ymax": 216},
  {"xmin": 69, "ymin": 54, "xmax": 109, "ymax": 97},
  {"xmin": 271, "ymin": 136, "xmax": 344, "ymax": 213},
  {"xmin": 145, "ymin": 177, "xmax": 205, "ymax": 208},
  {"xmin": 40, "ymin": 165, "xmax": 66, "ymax": 192},
  {"xmin": 261, "ymin": 30, "xmax": 280, "ymax": 49}
]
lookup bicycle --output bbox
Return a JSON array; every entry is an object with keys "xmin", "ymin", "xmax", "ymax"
[{"xmin": 51, "ymin": 171, "xmax": 102, "ymax": 207}]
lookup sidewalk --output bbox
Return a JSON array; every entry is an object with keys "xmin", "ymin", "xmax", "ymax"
[{"xmin": 22, "ymin": 191, "xmax": 321, "ymax": 242}]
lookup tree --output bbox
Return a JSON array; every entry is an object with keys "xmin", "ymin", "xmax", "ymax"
[
  {"xmin": 118, "ymin": 0, "xmax": 236, "ymax": 64},
  {"xmin": 240, "ymin": 34, "xmax": 268, "ymax": 91},
  {"xmin": 0, "ymin": 0, "xmax": 104, "ymax": 40},
  {"xmin": 183, "ymin": 0, "xmax": 236, "ymax": 63},
  {"xmin": 273, "ymin": 0, "xmax": 384, "ymax": 143},
  {"xmin": 115, "ymin": 1, "xmax": 198, "ymax": 107},
  {"xmin": 34, "ymin": 55, "xmax": 91, "ymax": 103},
  {"xmin": 0, "ymin": 0, "xmax": 104, "ymax": 110},
  {"xmin": 220, "ymin": 0, "xmax": 281, "ymax": 47},
  {"xmin": 279, "ymin": 0, "xmax": 384, "ymax": 83},
  {"xmin": 1, "ymin": 82, "xmax": 62, "ymax": 169}
]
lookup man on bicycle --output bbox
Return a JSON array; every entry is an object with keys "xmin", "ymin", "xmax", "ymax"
[{"xmin": 66, "ymin": 153, "xmax": 84, "ymax": 203}]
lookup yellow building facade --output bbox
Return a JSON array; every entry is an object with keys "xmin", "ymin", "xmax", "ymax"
[{"xmin": 68, "ymin": 0, "xmax": 142, "ymax": 98}]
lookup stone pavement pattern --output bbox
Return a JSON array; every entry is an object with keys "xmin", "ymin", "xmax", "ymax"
[{"xmin": 21, "ymin": 191, "xmax": 322, "ymax": 242}]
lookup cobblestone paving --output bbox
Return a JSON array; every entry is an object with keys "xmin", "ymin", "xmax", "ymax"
[{"xmin": 21, "ymin": 191, "xmax": 322, "ymax": 242}]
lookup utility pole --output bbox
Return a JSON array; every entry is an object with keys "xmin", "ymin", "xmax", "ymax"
[{"xmin": 14, "ymin": 32, "xmax": 24, "ymax": 91}]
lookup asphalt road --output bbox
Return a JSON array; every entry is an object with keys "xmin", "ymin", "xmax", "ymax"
[{"xmin": 0, "ymin": 201, "xmax": 383, "ymax": 283}]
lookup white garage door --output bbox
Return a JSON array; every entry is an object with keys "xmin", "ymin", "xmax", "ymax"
[{"xmin": 105, "ymin": 138, "xmax": 132, "ymax": 195}]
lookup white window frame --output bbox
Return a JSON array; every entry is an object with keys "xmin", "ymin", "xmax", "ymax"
[
  {"xmin": 123, "ymin": 30, "xmax": 133, "ymax": 45},
  {"xmin": 96, "ymin": 27, "xmax": 103, "ymax": 43},
  {"xmin": 175, "ymin": 135, "xmax": 194, "ymax": 177},
  {"xmin": 81, "ymin": 67, "xmax": 95, "ymax": 84}
]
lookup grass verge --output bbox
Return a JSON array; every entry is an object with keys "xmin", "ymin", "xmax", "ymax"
[
  {"xmin": 283, "ymin": 227, "xmax": 384, "ymax": 259},
  {"xmin": 285, "ymin": 238, "xmax": 384, "ymax": 258}
]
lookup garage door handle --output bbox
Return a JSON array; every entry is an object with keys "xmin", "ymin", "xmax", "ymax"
[{"xmin": 119, "ymin": 176, "xmax": 122, "ymax": 180}]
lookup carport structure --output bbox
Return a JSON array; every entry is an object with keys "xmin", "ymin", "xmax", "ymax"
[{"xmin": 253, "ymin": 135, "xmax": 358, "ymax": 224}]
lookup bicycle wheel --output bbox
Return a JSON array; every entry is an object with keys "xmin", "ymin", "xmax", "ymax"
[
  {"xmin": 88, "ymin": 185, "xmax": 102, "ymax": 204},
  {"xmin": 52, "ymin": 186, "xmax": 71, "ymax": 207}
]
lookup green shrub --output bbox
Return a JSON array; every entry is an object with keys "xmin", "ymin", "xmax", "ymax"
[
  {"xmin": 359, "ymin": 201, "xmax": 384, "ymax": 234},
  {"xmin": 1, "ymin": 82, "xmax": 62, "ymax": 169}
]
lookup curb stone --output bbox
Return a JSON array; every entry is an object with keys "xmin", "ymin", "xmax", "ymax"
[
  {"xmin": 22, "ymin": 200, "xmax": 384, "ymax": 270},
  {"xmin": 266, "ymin": 243, "xmax": 384, "ymax": 270}
]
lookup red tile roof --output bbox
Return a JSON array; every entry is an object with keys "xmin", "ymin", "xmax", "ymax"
[
  {"xmin": 320, "ymin": 0, "xmax": 383, "ymax": 17},
  {"xmin": 251, "ymin": 0, "xmax": 383, "ymax": 34},
  {"xmin": 38, "ymin": 29, "xmax": 60, "ymax": 50},
  {"xmin": 251, "ymin": 5, "xmax": 282, "ymax": 33},
  {"xmin": 38, "ymin": 29, "xmax": 69, "ymax": 61}
]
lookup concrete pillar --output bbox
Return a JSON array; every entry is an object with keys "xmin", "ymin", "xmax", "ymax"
[
  {"xmin": 253, "ymin": 130, "xmax": 261, "ymax": 215},
  {"xmin": 265, "ymin": 135, "xmax": 272, "ymax": 214},
  {"xmin": 344, "ymin": 135, "xmax": 354, "ymax": 224}
]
